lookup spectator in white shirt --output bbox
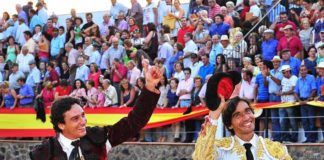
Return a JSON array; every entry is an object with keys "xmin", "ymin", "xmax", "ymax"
[
  {"xmin": 102, "ymin": 79, "xmax": 118, "ymax": 107},
  {"xmin": 239, "ymin": 69, "xmax": 256, "ymax": 101},
  {"xmin": 189, "ymin": 53, "xmax": 203, "ymax": 78},
  {"xmin": 15, "ymin": 18, "xmax": 29, "ymax": 46},
  {"xmin": 198, "ymin": 74, "xmax": 212, "ymax": 107},
  {"xmin": 65, "ymin": 43, "xmax": 80, "ymax": 68},
  {"xmin": 176, "ymin": 67, "xmax": 194, "ymax": 108},
  {"xmin": 158, "ymin": 34, "xmax": 173, "ymax": 65},
  {"xmin": 88, "ymin": 44, "xmax": 101, "ymax": 65},
  {"xmin": 16, "ymin": 46, "xmax": 35, "ymax": 75},
  {"xmin": 23, "ymin": 31, "xmax": 36, "ymax": 54},
  {"xmin": 173, "ymin": 62, "xmax": 185, "ymax": 81},
  {"xmin": 182, "ymin": 32, "xmax": 198, "ymax": 68},
  {"xmin": 127, "ymin": 60, "xmax": 141, "ymax": 86}
]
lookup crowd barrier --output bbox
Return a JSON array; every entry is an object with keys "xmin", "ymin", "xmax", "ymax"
[{"xmin": 0, "ymin": 101, "xmax": 323, "ymax": 137}]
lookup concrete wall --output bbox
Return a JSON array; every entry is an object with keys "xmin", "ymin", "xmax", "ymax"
[{"xmin": 0, "ymin": 140, "xmax": 323, "ymax": 160}]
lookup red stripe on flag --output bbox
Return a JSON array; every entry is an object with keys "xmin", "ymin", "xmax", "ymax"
[{"xmin": 0, "ymin": 129, "xmax": 55, "ymax": 137}]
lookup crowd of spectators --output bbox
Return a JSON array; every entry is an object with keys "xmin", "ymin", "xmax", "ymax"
[{"xmin": 0, "ymin": 0, "xmax": 324, "ymax": 143}]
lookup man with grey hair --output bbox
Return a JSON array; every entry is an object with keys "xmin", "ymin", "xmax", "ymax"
[
  {"xmin": 110, "ymin": 0, "xmax": 129, "ymax": 22},
  {"xmin": 107, "ymin": 37, "xmax": 126, "ymax": 65},
  {"xmin": 65, "ymin": 43, "xmax": 80, "ymax": 67},
  {"xmin": 16, "ymin": 4, "xmax": 28, "ymax": 25},
  {"xmin": 75, "ymin": 56, "xmax": 90, "ymax": 82},
  {"xmin": 16, "ymin": 45, "xmax": 35, "ymax": 75},
  {"xmin": 233, "ymin": 31, "xmax": 247, "ymax": 64},
  {"xmin": 127, "ymin": 60, "xmax": 141, "ymax": 86},
  {"xmin": 158, "ymin": 34, "xmax": 173, "ymax": 65},
  {"xmin": 102, "ymin": 79, "xmax": 119, "ymax": 107},
  {"xmin": 99, "ymin": 13, "xmax": 115, "ymax": 37},
  {"xmin": 209, "ymin": 34, "xmax": 223, "ymax": 66},
  {"xmin": 116, "ymin": 11, "xmax": 128, "ymax": 31}
]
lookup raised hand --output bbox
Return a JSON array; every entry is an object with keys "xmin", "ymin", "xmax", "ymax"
[{"xmin": 144, "ymin": 66, "xmax": 163, "ymax": 94}]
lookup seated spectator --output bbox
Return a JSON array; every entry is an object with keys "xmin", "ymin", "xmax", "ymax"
[
  {"xmin": 299, "ymin": 18, "xmax": 313, "ymax": 52},
  {"xmin": 85, "ymin": 80, "xmax": 98, "ymax": 108},
  {"xmin": 54, "ymin": 79, "xmax": 72, "ymax": 100},
  {"xmin": 36, "ymin": 81, "xmax": 55, "ymax": 108},
  {"xmin": 75, "ymin": 56, "xmax": 90, "ymax": 82},
  {"xmin": 242, "ymin": 57, "xmax": 259, "ymax": 76},
  {"xmin": 198, "ymin": 40, "xmax": 212, "ymax": 56},
  {"xmin": 8, "ymin": 63, "xmax": 25, "ymax": 92},
  {"xmin": 96, "ymin": 85, "xmax": 105, "ymax": 107},
  {"xmin": 87, "ymin": 44, "xmax": 101, "ymax": 66},
  {"xmin": 102, "ymin": 79, "xmax": 118, "ymax": 107},
  {"xmin": 17, "ymin": 77, "xmax": 34, "ymax": 107},
  {"xmin": 227, "ymin": 58, "xmax": 241, "ymax": 72},
  {"xmin": 193, "ymin": 20, "xmax": 209, "ymax": 49},
  {"xmin": 157, "ymin": 76, "xmax": 169, "ymax": 108},
  {"xmin": 16, "ymin": 46, "xmax": 35, "ymax": 75},
  {"xmin": 60, "ymin": 62, "xmax": 70, "ymax": 81},
  {"xmin": 128, "ymin": 17, "xmax": 139, "ymax": 35},
  {"xmin": 173, "ymin": 62, "xmax": 185, "ymax": 81},
  {"xmin": 88, "ymin": 63, "xmax": 101, "ymax": 88},
  {"xmin": 198, "ymin": 54, "xmax": 214, "ymax": 82},
  {"xmin": 131, "ymin": 30, "xmax": 145, "ymax": 49},
  {"xmin": 302, "ymin": 46, "xmax": 317, "ymax": 76},
  {"xmin": 270, "ymin": 12, "xmax": 297, "ymax": 40},
  {"xmin": 69, "ymin": 79, "xmax": 87, "ymax": 105},
  {"xmin": 215, "ymin": 54, "xmax": 227, "ymax": 73},
  {"xmin": 261, "ymin": 29, "xmax": 278, "ymax": 61},
  {"xmin": 247, "ymin": 33, "xmax": 260, "ymax": 58},
  {"xmin": 46, "ymin": 62, "xmax": 59, "ymax": 86},
  {"xmin": 119, "ymin": 79, "xmax": 136, "ymax": 108},
  {"xmin": 0, "ymin": 81, "xmax": 17, "ymax": 109},
  {"xmin": 167, "ymin": 78, "xmax": 181, "ymax": 142},
  {"xmin": 134, "ymin": 77, "xmax": 145, "ymax": 96},
  {"xmin": 127, "ymin": 60, "xmax": 141, "ymax": 86},
  {"xmin": 220, "ymin": 6, "xmax": 234, "ymax": 27},
  {"xmin": 280, "ymin": 49, "xmax": 301, "ymax": 76},
  {"xmin": 317, "ymin": 44, "xmax": 324, "ymax": 64}
]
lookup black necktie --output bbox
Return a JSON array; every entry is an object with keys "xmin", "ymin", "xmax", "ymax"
[
  {"xmin": 244, "ymin": 143, "xmax": 254, "ymax": 160},
  {"xmin": 69, "ymin": 140, "xmax": 80, "ymax": 160}
]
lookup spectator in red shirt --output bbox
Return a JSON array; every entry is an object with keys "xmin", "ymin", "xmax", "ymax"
[
  {"xmin": 45, "ymin": 18, "xmax": 54, "ymax": 38},
  {"xmin": 111, "ymin": 58, "xmax": 127, "ymax": 85},
  {"xmin": 88, "ymin": 63, "xmax": 101, "ymax": 88},
  {"xmin": 46, "ymin": 62, "xmax": 60, "ymax": 86},
  {"xmin": 270, "ymin": 12, "xmax": 297, "ymax": 40},
  {"xmin": 277, "ymin": 25, "xmax": 304, "ymax": 59},
  {"xmin": 177, "ymin": 17, "xmax": 195, "ymax": 46},
  {"xmin": 54, "ymin": 79, "xmax": 72, "ymax": 100}
]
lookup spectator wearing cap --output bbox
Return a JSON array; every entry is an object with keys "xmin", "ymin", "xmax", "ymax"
[
  {"xmin": 209, "ymin": 14, "xmax": 230, "ymax": 37},
  {"xmin": 270, "ymin": 12, "xmax": 297, "ymax": 40},
  {"xmin": 36, "ymin": 2, "xmax": 48, "ymax": 25},
  {"xmin": 198, "ymin": 54, "xmax": 214, "ymax": 82},
  {"xmin": 279, "ymin": 65, "xmax": 298, "ymax": 142},
  {"xmin": 23, "ymin": 30, "xmax": 36, "ymax": 54},
  {"xmin": 261, "ymin": 29, "xmax": 278, "ymax": 61},
  {"xmin": 302, "ymin": 46, "xmax": 317, "ymax": 76},
  {"xmin": 294, "ymin": 65, "xmax": 317, "ymax": 143},
  {"xmin": 280, "ymin": 49, "xmax": 301, "ymax": 76},
  {"xmin": 181, "ymin": 32, "xmax": 198, "ymax": 68},
  {"xmin": 268, "ymin": 56, "xmax": 283, "ymax": 141},
  {"xmin": 277, "ymin": 25, "xmax": 303, "ymax": 59},
  {"xmin": 189, "ymin": 53, "xmax": 203, "ymax": 78},
  {"xmin": 28, "ymin": 9, "xmax": 42, "ymax": 32},
  {"xmin": 315, "ymin": 62, "xmax": 324, "ymax": 140},
  {"xmin": 315, "ymin": 28, "xmax": 324, "ymax": 50},
  {"xmin": 26, "ymin": 59, "xmax": 40, "ymax": 90},
  {"xmin": 317, "ymin": 44, "xmax": 324, "ymax": 64},
  {"xmin": 75, "ymin": 56, "xmax": 90, "ymax": 82},
  {"xmin": 99, "ymin": 13, "xmax": 115, "ymax": 37},
  {"xmin": 220, "ymin": 35, "xmax": 233, "ymax": 59},
  {"xmin": 16, "ymin": 4, "xmax": 28, "ymax": 25},
  {"xmin": 50, "ymin": 28, "xmax": 64, "ymax": 60},
  {"xmin": 158, "ymin": 34, "xmax": 173, "ymax": 66},
  {"xmin": 17, "ymin": 77, "xmax": 34, "ymax": 107},
  {"xmin": 16, "ymin": 46, "xmax": 35, "ymax": 75},
  {"xmin": 15, "ymin": 18, "xmax": 29, "ymax": 46}
]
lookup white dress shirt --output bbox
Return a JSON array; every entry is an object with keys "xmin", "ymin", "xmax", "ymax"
[
  {"xmin": 58, "ymin": 133, "xmax": 79, "ymax": 158},
  {"xmin": 128, "ymin": 67, "xmax": 141, "ymax": 86},
  {"xmin": 176, "ymin": 77, "xmax": 194, "ymax": 100},
  {"xmin": 75, "ymin": 65, "xmax": 90, "ymax": 82},
  {"xmin": 16, "ymin": 53, "xmax": 35, "ymax": 73},
  {"xmin": 183, "ymin": 40, "xmax": 198, "ymax": 68},
  {"xmin": 239, "ymin": 78, "xmax": 256, "ymax": 100}
]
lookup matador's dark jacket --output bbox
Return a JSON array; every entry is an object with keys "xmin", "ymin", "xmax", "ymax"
[{"xmin": 30, "ymin": 87, "xmax": 160, "ymax": 160}]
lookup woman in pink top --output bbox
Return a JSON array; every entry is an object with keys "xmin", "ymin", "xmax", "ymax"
[
  {"xmin": 88, "ymin": 63, "xmax": 101, "ymax": 88},
  {"xmin": 85, "ymin": 80, "xmax": 98, "ymax": 108},
  {"xmin": 36, "ymin": 81, "xmax": 55, "ymax": 108},
  {"xmin": 69, "ymin": 79, "xmax": 87, "ymax": 105},
  {"xmin": 96, "ymin": 85, "xmax": 105, "ymax": 107}
]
